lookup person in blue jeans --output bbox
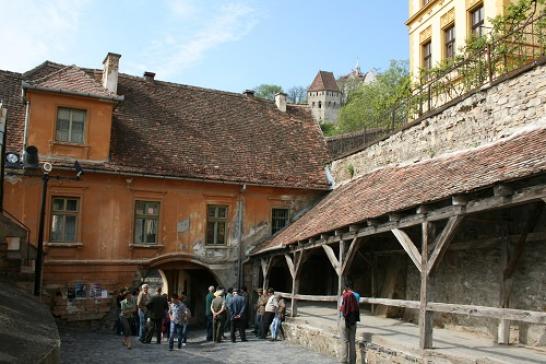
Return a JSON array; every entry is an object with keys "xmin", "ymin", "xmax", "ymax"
[
  {"xmin": 168, "ymin": 293, "xmax": 191, "ymax": 350},
  {"xmin": 137, "ymin": 284, "xmax": 151, "ymax": 342}
]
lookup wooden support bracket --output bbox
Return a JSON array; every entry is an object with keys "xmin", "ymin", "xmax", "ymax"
[
  {"xmin": 391, "ymin": 228, "xmax": 422, "ymax": 272},
  {"xmin": 341, "ymin": 237, "xmax": 359, "ymax": 275},
  {"xmin": 427, "ymin": 215, "xmax": 464, "ymax": 276},
  {"xmin": 494, "ymin": 184, "xmax": 514, "ymax": 197},
  {"xmin": 322, "ymin": 244, "xmax": 341, "ymax": 275}
]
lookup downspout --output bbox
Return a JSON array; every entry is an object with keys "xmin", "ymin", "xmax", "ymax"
[
  {"xmin": 0, "ymin": 103, "xmax": 6, "ymax": 211},
  {"xmin": 22, "ymin": 99, "xmax": 30, "ymax": 160},
  {"xmin": 236, "ymin": 184, "xmax": 246, "ymax": 287}
]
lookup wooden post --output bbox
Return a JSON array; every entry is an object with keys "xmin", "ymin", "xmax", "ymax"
[
  {"xmin": 285, "ymin": 251, "xmax": 305, "ymax": 317},
  {"xmin": 419, "ymin": 221, "xmax": 433, "ymax": 350},
  {"xmin": 338, "ymin": 240, "xmax": 345, "ymax": 296},
  {"xmin": 371, "ymin": 254, "xmax": 377, "ymax": 314},
  {"xmin": 497, "ymin": 203, "xmax": 544, "ymax": 344},
  {"xmin": 261, "ymin": 257, "xmax": 273, "ymax": 292}
]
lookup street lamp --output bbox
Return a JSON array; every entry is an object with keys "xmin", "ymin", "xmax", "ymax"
[{"xmin": 4, "ymin": 146, "xmax": 84, "ymax": 296}]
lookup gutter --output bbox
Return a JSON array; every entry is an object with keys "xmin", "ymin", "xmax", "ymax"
[
  {"xmin": 31, "ymin": 163, "xmax": 332, "ymax": 191},
  {"xmin": 21, "ymin": 81, "xmax": 125, "ymax": 102}
]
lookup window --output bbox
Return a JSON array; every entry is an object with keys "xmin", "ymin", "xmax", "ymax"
[
  {"xmin": 272, "ymin": 208, "xmax": 289, "ymax": 235},
  {"xmin": 50, "ymin": 197, "xmax": 79, "ymax": 243},
  {"xmin": 470, "ymin": 5, "xmax": 484, "ymax": 36},
  {"xmin": 422, "ymin": 40, "xmax": 432, "ymax": 70},
  {"xmin": 134, "ymin": 200, "xmax": 160, "ymax": 244},
  {"xmin": 312, "ymin": 101, "xmax": 316, "ymax": 107},
  {"xmin": 318, "ymin": 101, "xmax": 322, "ymax": 109},
  {"xmin": 56, "ymin": 108, "xmax": 86, "ymax": 144},
  {"xmin": 206, "ymin": 205, "xmax": 228, "ymax": 245},
  {"xmin": 423, "ymin": 0, "xmax": 432, "ymax": 6},
  {"xmin": 444, "ymin": 24, "xmax": 456, "ymax": 59}
]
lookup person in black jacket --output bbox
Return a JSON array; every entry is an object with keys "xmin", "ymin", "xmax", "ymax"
[
  {"xmin": 145, "ymin": 288, "xmax": 169, "ymax": 344},
  {"xmin": 228, "ymin": 288, "xmax": 247, "ymax": 342}
]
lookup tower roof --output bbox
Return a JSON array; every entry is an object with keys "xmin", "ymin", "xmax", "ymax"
[{"xmin": 308, "ymin": 71, "xmax": 339, "ymax": 92}]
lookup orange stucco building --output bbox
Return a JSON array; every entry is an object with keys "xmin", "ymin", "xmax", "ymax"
[{"xmin": 0, "ymin": 53, "xmax": 330, "ymax": 319}]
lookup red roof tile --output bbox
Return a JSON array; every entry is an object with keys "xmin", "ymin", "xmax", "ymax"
[
  {"xmin": 24, "ymin": 65, "xmax": 116, "ymax": 99},
  {"xmin": 253, "ymin": 128, "xmax": 546, "ymax": 254},
  {"xmin": 308, "ymin": 71, "xmax": 339, "ymax": 92},
  {"xmin": 1, "ymin": 62, "xmax": 330, "ymax": 190}
]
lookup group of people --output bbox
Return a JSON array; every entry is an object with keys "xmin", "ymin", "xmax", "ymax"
[
  {"xmin": 115, "ymin": 284, "xmax": 191, "ymax": 351},
  {"xmin": 113, "ymin": 282, "xmax": 302, "ymax": 356},
  {"xmin": 254, "ymin": 287, "xmax": 286, "ymax": 341}
]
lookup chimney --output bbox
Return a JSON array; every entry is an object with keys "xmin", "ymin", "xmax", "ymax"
[
  {"xmin": 102, "ymin": 52, "xmax": 121, "ymax": 94},
  {"xmin": 143, "ymin": 71, "xmax": 156, "ymax": 82},
  {"xmin": 274, "ymin": 92, "xmax": 287, "ymax": 112},
  {"xmin": 243, "ymin": 89, "xmax": 255, "ymax": 97}
]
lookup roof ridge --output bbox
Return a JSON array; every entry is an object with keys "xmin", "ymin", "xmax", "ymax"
[
  {"xmin": 22, "ymin": 60, "xmax": 65, "ymax": 79},
  {"xmin": 117, "ymin": 72, "xmax": 274, "ymax": 102},
  {"xmin": 27, "ymin": 64, "xmax": 79, "ymax": 84}
]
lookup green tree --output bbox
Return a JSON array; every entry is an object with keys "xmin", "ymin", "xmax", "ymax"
[
  {"xmin": 337, "ymin": 60, "xmax": 411, "ymax": 133},
  {"xmin": 253, "ymin": 84, "xmax": 283, "ymax": 100},
  {"xmin": 287, "ymin": 86, "xmax": 308, "ymax": 104}
]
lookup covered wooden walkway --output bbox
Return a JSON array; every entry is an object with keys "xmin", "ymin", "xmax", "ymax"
[{"xmin": 251, "ymin": 128, "xmax": 546, "ymax": 355}]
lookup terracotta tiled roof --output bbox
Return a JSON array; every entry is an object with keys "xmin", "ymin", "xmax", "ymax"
[
  {"xmin": 252, "ymin": 128, "xmax": 546, "ymax": 254},
  {"xmin": 0, "ymin": 70, "xmax": 25, "ymax": 152},
  {"xmin": 1, "ymin": 62, "xmax": 330, "ymax": 190},
  {"xmin": 308, "ymin": 71, "xmax": 339, "ymax": 92},
  {"xmin": 24, "ymin": 65, "xmax": 117, "ymax": 99}
]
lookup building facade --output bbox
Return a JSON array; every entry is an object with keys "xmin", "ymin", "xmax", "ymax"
[
  {"xmin": 307, "ymin": 66, "xmax": 375, "ymax": 124},
  {"xmin": 0, "ymin": 53, "xmax": 330, "ymax": 320},
  {"xmin": 407, "ymin": 0, "xmax": 513, "ymax": 79}
]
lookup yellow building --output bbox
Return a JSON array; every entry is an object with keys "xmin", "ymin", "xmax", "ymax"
[{"xmin": 407, "ymin": 0, "xmax": 513, "ymax": 79}]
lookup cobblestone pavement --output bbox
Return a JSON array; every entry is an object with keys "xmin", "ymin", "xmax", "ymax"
[{"xmin": 60, "ymin": 327, "xmax": 337, "ymax": 364}]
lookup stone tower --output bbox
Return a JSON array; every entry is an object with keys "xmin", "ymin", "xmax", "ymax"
[{"xmin": 307, "ymin": 71, "xmax": 342, "ymax": 124}]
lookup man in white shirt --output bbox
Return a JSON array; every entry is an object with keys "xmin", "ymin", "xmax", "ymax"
[{"xmin": 260, "ymin": 288, "xmax": 277, "ymax": 339}]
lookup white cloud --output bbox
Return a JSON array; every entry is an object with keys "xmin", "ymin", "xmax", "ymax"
[
  {"xmin": 0, "ymin": 0, "xmax": 87, "ymax": 72},
  {"xmin": 129, "ymin": 2, "xmax": 258, "ymax": 78}
]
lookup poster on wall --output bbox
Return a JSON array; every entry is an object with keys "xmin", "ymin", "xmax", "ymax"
[{"xmin": 75, "ymin": 282, "xmax": 87, "ymax": 298}]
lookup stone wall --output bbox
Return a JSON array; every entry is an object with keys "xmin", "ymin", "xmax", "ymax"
[
  {"xmin": 331, "ymin": 62, "xmax": 546, "ymax": 184},
  {"xmin": 325, "ymin": 127, "xmax": 387, "ymax": 160}
]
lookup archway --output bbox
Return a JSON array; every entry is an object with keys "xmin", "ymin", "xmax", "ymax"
[{"xmin": 148, "ymin": 256, "xmax": 219, "ymax": 326}]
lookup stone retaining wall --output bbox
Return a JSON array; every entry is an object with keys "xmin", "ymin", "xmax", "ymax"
[
  {"xmin": 0, "ymin": 280, "xmax": 60, "ymax": 363},
  {"xmin": 331, "ymin": 62, "xmax": 546, "ymax": 184}
]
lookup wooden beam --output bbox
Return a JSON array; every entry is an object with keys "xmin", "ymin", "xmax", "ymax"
[
  {"xmin": 349, "ymin": 224, "xmax": 360, "ymax": 232},
  {"xmin": 338, "ymin": 240, "xmax": 345, "ymax": 295},
  {"xmin": 261, "ymin": 257, "xmax": 273, "ymax": 291},
  {"xmin": 494, "ymin": 184, "xmax": 513, "ymax": 197},
  {"xmin": 427, "ymin": 215, "xmax": 464, "ymax": 275},
  {"xmin": 274, "ymin": 293, "xmax": 546, "ymax": 324},
  {"xmin": 503, "ymin": 203, "xmax": 544, "ymax": 280},
  {"xmin": 452, "ymin": 194, "xmax": 467, "ymax": 206},
  {"xmin": 322, "ymin": 244, "xmax": 340, "ymax": 274},
  {"xmin": 367, "ymin": 219, "xmax": 379, "ymax": 227},
  {"xmin": 284, "ymin": 254, "xmax": 295, "ymax": 279},
  {"xmin": 428, "ymin": 302, "xmax": 546, "ymax": 324},
  {"xmin": 389, "ymin": 213, "xmax": 401, "ymax": 222},
  {"xmin": 416, "ymin": 205, "xmax": 428, "ymax": 214},
  {"xmin": 498, "ymin": 203, "xmax": 544, "ymax": 344},
  {"xmin": 391, "ymin": 228, "xmax": 422, "ymax": 271},
  {"xmin": 419, "ymin": 221, "xmax": 433, "ymax": 350},
  {"xmin": 341, "ymin": 238, "xmax": 359, "ymax": 275}
]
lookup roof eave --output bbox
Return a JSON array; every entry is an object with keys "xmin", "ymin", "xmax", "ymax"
[{"xmin": 21, "ymin": 81, "xmax": 124, "ymax": 102}]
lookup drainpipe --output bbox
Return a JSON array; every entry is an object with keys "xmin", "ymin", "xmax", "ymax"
[
  {"xmin": 236, "ymin": 184, "xmax": 246, "ymax": 287},
  {"xmin": 22, "ymin": 100, "xmax": 30, "ymax": 160},
  {"xmin": 0, "ymin": 103, "xmax": 6, "ymax": 211}
]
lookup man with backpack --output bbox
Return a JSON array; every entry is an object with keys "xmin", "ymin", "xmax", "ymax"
[{"xmin": 339, "ymin": 280, "xmax": 360, "ymax": 364}]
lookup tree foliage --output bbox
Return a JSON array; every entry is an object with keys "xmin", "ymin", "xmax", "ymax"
[
  {"xmin": 286, "ymin": 86, "xmax": 308, "ymax": 104},
  {"xmin": 336, "ymin": 60, "xmax": 411, "ymax": 134},
  {"xmin": 253, "ymin": 84, "xmax": 283, "ymax": 101}
]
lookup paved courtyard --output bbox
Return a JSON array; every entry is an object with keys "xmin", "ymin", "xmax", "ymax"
[{"xmin": 60, "ymin": 327, "xmax": 337, "ymax": 364}]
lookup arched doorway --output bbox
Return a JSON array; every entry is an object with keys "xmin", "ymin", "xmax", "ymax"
[{"xmin": 148, "ymin": 256, "xmax": 219, "ymax": 326}]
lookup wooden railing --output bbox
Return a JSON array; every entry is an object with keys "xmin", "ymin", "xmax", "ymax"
[{"xmin": 275, "ymin": 292, "xmax": 546, "ymax": 325}]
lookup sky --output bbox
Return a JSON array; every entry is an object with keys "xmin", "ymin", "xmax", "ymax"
[{"xmin": 0, "ymin": 0, "xmax": 409, "ymax": 93}]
